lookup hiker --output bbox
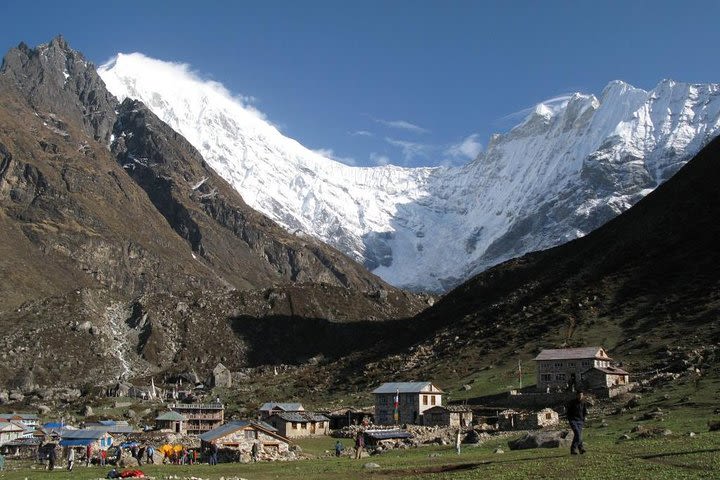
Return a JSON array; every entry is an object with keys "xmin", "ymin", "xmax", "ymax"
[
  {"xmin": 209, "ymin": 442, "xmax": 219, "ymax": 465},
  {"xmin": 191, "ymin": 448, "xmax": 198, "ymax": 465},
  {"xmin": 67, "ymin": 447, "xmax": 76, "ymax": 471},
  {"xmin": 566, "ymin": 390, "xmax": 589, "ymax": 455},
  {"xmin": 100, "ymin": 449, "xmax": 107, "ymax": 466},
  {"xmin": 137, "ymin": 445, "xmax": 145, "ymax": 466},
  {"xmin": 354, "ymin": 432, "xmax": 365, "ymax": 459},
  {"xmin": 455, "ymin": 428, "xmax": 462, "ymax": 455},
  {"xmin": 146, "ymin": 445, "xmax": 154, "ymax": 464},
  {"xmin": 251, "ymin": 440, "xmax": 260, "ymax": 462},
  {"xmin": 334, "ymin": 440, "xmax": 344, "ymax": 457},
  {"xmin": 48, "ymin": 444, "xmax": 57, "ymax": 470},
  {"xmin": 86, "ymin": 444, "xmax": 93, "ymax": 467},
  {"xmin": 181, "ymin": 447, "xmax": 188, "ymax": 465}
]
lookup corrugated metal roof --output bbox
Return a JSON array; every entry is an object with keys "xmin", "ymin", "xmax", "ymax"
[
  {"xmin": 534, "ymin": 347, "xmax": 610, "ymax": 361},
  {"xmin": 59, "ymin": 429, "xmax": 109, "ymax": 439},
  {"xmin": 259, "ymin": 402, "xmax": 304, "ymax": 412},
  {"xmin": 59, "ymin": 438, "xmax": 94, "ymax": 447},
  {"xmin": 372, "ymin": 382, "xmax": 442, "ymax": 394},
  {"xmin": 424, "ymin": 405, "xmax": 471, "ymax": 413},
  {"xmin": 587, "ymin": 366, "xmax": 629, "ymax": 375},
  {"xmin": 155, "ymin": 411, "xmax": 188, "ymax": 421},
  {"xmin": 0, "ymin": 413, "xmax": 38, "ymax": 420},
  {"xmin": 83, "ymin": 425, "xmax": 136, "ymax": 434},
  {"xmin": 198, "ymin": 421, "xmax": 251, "ymax": 442},
  {"xmin": 272, "ymin": 412, "xmax": 329, "ymax": 423},
  {"xmin": 365, "ymin": 429, "xmax": 412, "ymax": 440}
]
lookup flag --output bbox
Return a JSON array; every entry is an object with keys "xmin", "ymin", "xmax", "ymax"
[{"xmin": 393, "ymin": 389, "xmax": 399, "ymax": 423}]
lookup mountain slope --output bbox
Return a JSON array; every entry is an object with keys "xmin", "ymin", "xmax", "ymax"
[
  {"xmin": 360, "ymin": 133, "xmax": 720, "ymax": 388},
  {"xmin": 99, "ymin": 54, "xmax": 720, "ymax": 291},
  {"xmin": 0, "ymin": 37, "xmax": 428, "ymax": 388}
]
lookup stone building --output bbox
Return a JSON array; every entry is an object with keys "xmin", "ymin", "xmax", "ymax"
[
  {"xmin": 155, "ymin": 411, "xmax": 188, "ymax": 434},
  {"xmin": 258, "ymin": 402, "xmax": 304, "ymax": 420},
  {"xmin": 582, "ymin": 365, "xmax": 630, "ymax": 389},
  {"xmin": 422, "ymin": 405, "xmax": 473, "ymax": 428},
  {"xmin": 199, "ymin": 421, "xmax": 290, "ymax": 461},
  {"xmin": 58, "ymin": 429, "xmax": 114, "ymax": 451},
  {"xmin": 169, "ymin": 403, "xmax": 224, "ymax": 435},
  {"xmin": 266, "ymin": 412, "xmax": 329, "ymax": 438},
  {"xmin": 372, "ymin": 382, "xmax": 444, "ymax": 425},
  {"xmin": 498, "ymin": 408, "xmax": 559, "ymax": 431},
  {"xmin": 534, "ymin": 346, "xmax": 622, "ymax": 392}
]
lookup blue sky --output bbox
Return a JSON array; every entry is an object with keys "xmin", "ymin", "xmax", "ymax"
[{"xmin": 2, "ymin": 0, "xmax": 719, "ymax": 167}]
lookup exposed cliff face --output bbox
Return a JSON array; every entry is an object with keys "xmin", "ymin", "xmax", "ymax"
[
  {"xmin": 1, "ymin": 36, "xmax": 117, "ymax": 143},
  {"xmin": 0, "ymin": 37, "xmax": 428, "ymax": 388}
]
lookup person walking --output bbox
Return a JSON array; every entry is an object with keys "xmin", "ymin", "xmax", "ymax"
[
  {"xmin": 334, "ymin": 440, "xmax": 344, "ymax": 457},
  {"xmin": 354, "ymin": 432, "xmax": 365, "ymax": 459},
  {"xmin": 48, "ymin": 444, "xmax": 57, "ymax": 470},
  {"xmin": 455, "ymin": 428, "xmax": 462, "ymax": 455},
  {"xmin": 210, "ymin": 442, "xmax": 219, "ymax": 465},
  {"xmin": 251, "ymin": 440, "xmax": 260, "ymax": 462},
  {"xmin": 566, "ymin": 390, "xmax": 589, "ymax": 455},
  {"xmin": 67, "ymin": 447, "xmax": 75, "ymax": 471},
  {"xmin": 86, "ymin": 444, "xmax": 93, "ymax": 467},
  {"xmin": 100, "ymin": 449, "xmax": 107, "ymax": 466},
  {"xmin": 146, "ymin": 445, "xmax": 154, "ymax": 464}
]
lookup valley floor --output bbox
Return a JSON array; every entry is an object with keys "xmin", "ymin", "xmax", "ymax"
[{"xmin": 1, "ymin": 427, "xmax": 717, "ymax": 480}]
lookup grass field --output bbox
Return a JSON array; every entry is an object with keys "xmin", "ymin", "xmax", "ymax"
[{"xmin": 1, "ymin": 420, "xmax": 717, "ymax": 480}]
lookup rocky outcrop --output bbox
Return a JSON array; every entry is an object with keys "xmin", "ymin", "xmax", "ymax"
[{"xmin": 507, "ymin": 430, "xmax": 572, "ymax": 450}]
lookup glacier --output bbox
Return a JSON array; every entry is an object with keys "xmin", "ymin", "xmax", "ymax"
[{"xmin": 98, "ymin": 54, "xmax": 720, "ymax": 292}]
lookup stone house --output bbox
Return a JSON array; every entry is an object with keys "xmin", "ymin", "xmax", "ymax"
[
  {"xmin": 155, "ymin": 411, "xmax": 188, "ymax": 434},
  {"xmin": 372, "ymin": 382, "xmax": 444, "ymax": 425},
  {"xmin": 534, "ymin": 346, "xmax": 623, "ymax": 392},
  {"xmin": 582, "ymin": 365, "xmax": 630, "ymax": 389},
  {"xmin": 498, "ymin": 408, "xmax": 559, "ymax": 431},
  {"xmin": 326, "ymin": 408, "xmax": 373, "ymax": 429},
  {"xmin": 422, "ymin": 405, "xmax": 473, "ymax": 428},
  {"xmin": 0, "ymin": 421, "xmax": 25, "ymax": 445},
  {"xmin": 0, "ymin": 413, "xmax": 39, "ymax": 428},
  {"xmin": 169, "ymin": 402, "xmax": 224, "ymax": 435},
  {"xmin": 198, "ymin": 421, "xmax": 290, "ymax": 461},
  {"xmin": 266, "ymin": 412, "xmax": 330, "ymax": 438},
  {"xmin": 258, "ymin": 402, "xmax": 304, "ymax": 420}
]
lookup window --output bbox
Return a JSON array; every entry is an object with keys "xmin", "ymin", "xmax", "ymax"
[
  {"xmin": 545, "ymin": 412, "xmax": 552, "ymax": 420},
  {"xmin": 569, "ymin": 362, "xmax": 575, "ymax": 367},
  {"xmin": 581, "ymin": 360, "xmax": 590, "ymax": 367},
  {"xmin": 423, "ymin": 395, "xmax": 428, "ymax": 405},
  {"xmin": 245, "ymin": 430, "xmax": 256, "ymax": 440},
  {"xmin": 554, "ymin": 362, "xmax": 562, "ymax": 368},
  {"xmin": 301, "ymin": 423, "xmax": 307, "ymax": 429},
  {"xmin": 541, "ymin": 374, "xmax": 552, "ymax": 382},
  {"xmin": 556, "ymin": 373, "xmax": 566, "ymax": 381},
  {"xmin": 431, "ymin": 395, "xmax": 436, "ymax": 405},
  {"xmin": 292, "ymin": 422, "xmax": 298, "ymax": 429}
]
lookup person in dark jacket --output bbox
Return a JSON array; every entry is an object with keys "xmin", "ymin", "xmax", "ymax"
[{"xmin": 566, "ymin": 390, "xmax": 589, "ymax": 454}]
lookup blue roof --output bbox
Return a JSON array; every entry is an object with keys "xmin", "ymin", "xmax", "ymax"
[
  {"xmin": 59, "ymin": 438, "xmax": 94, "ymax": 447},
  {"xmin": 43, "ymin": 422, "xmax": 65, "ymax": 429}
]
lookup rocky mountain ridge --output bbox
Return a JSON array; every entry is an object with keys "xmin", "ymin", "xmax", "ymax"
[{"xmin": 0, "ymin": 37, "xmax": 428, "ymax": 388}]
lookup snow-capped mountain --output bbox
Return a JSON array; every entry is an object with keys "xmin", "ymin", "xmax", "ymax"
[{"xmin": 98, "ymin": 54, "xmax": 720, "ymax": 291}]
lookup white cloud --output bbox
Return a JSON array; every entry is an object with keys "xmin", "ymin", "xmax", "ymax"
[
  {"xmin": 349, "ymin": 130, "xmax": 374, "ymax": 137},
  {"xmin": 373, "ymin": 117, "xmax": 429, "ymax": 134},
  {"xmin": 385, "ymin": 137, "xmax": 432, "ymax": 163},
  {"xmin": 446, "ymin": 133, "xmax": 483, "ymax": 160},
  {"xmin": 370, "ymin": 152, "xmax": 391, "ymax": 166},
  {"xmin": 499, "ymin": 93, "xmax": 575, "ymax": 123},
  {"xmin": 312, "ymin": 148, "xmax": 357, "ymax": 166}
]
